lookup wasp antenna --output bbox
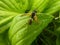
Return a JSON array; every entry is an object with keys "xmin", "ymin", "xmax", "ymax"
[{"xmin": 33, "ymin": 10, "xmax": 37, "ymax": 13}]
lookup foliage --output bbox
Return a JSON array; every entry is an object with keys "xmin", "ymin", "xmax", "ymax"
[{"xmin": 0, "ymin": 0, "xmax": 60, "ymax": 45}]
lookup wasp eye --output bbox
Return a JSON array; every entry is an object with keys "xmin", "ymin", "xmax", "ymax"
[{"xmin": 31, "ymin": 12, "xmax": 35, "ymax": 18}]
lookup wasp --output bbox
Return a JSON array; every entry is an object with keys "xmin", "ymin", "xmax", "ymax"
[{"xmin": 29, "ymin": 10, "xmax": 38, "ymax": 25}]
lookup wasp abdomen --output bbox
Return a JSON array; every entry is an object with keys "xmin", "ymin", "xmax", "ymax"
[{"xmin": 29, "ymin": 18, "xmax": 33, "ymax": 25}]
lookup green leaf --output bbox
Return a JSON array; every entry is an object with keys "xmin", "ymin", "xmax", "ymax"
[
  {"xmin": 0, "ymin": 0, "xmax": 27, "ymax": 33},
  {"xmin": 9, "ymin": 14, "xmax": 53, "ymax": 45},
  {"xmin": 0, "ymin": 10, "xmax": 19, "ymax": 16},
  {"xmin": 56, "ymin": 27, "xmax": 60, "ymax": 45},
  {"xmin": 56, "ymin": 35, "xmax": 60, "ymax": 45},
  {"xmin": 0, "ymin": 0, "xmax": 59, "ymax": 45},
  {"xmin": 44, "ymin": 0, "xmax": 60, "ymax": 14},
  {"xmin": 0, "ymin": 34, "xmax": 9, "ymax": 45},
  {"xmin": 0, "ymin": 16, "xmax": 14, "ymax": 33},
  {"xmin": 27, "ymin": 0, "xmax": 34, "ymax": 10},
  {"xmin": 0, "ymin": 0, "xmax": 28, "ymax": 13},
  {"xmin": 30, "ymin": 0, "xmax": 49, "ymax": 13}
]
